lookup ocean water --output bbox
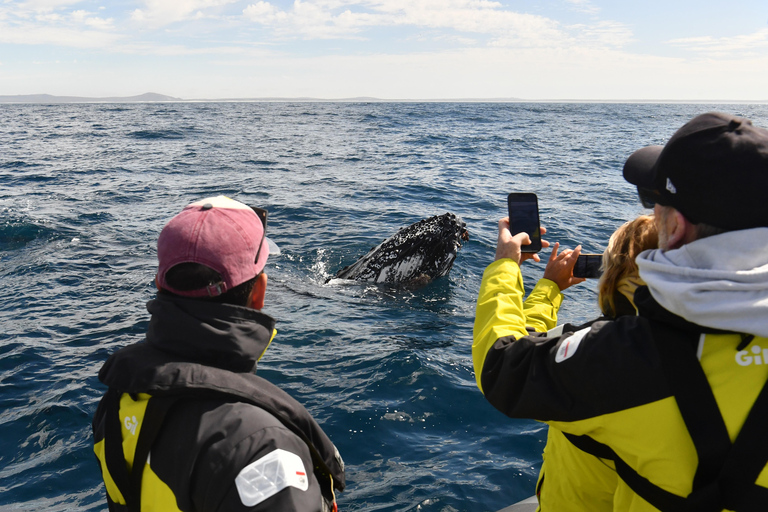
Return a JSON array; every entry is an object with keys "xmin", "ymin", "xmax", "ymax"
[{"xmin": 2, "ymin": 101, "xmax": 768, "ymax": 512}]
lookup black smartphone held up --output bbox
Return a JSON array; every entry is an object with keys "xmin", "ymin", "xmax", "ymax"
[
  {"xmin": 507, "ymin": 192, "xmax": 542, "ymax": 253},
  {"xmin": 573, "ymin": 254, "xmax": 603, "ymax": 278}
]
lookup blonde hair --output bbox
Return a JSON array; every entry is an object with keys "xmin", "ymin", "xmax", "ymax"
[{"xmin": 598, "ymin": 215, "xmax": 658, "ymax": 318}]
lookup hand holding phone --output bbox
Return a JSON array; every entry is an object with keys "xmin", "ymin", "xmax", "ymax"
[
  {"xmin": 543, "ymin": 242, "xmax": 586, "ymax": 291},
  {"xmin": 573, "ymin": 254, "xmax": 603, "ymax": 278},
  {"xmin": 507, "ymin": 192, "xmax": 542, "ymax": 253}
]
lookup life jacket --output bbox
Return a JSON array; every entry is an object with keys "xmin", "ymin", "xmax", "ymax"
[{"xmin": 92, "ymin": 348, "xmax": 345, "ymax": 512}]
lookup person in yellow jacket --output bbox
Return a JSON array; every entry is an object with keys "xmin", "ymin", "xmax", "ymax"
[
  {"xmin": 535, "ymin": 215, "xmax": 658, "ymax": 512},
  {"xmin": 474, "ymin": 112, "xmax": 768, "ymax": 511}
]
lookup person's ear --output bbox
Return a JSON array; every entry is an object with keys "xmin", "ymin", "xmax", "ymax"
[
  {"xmin": 248, "ymin": 273, "xmax": 268, "ymax": 310},
  {"xmin": 155, "ymin": 275, "xmax": 162, "ymax": 291},
  {"xmin": 666, "ymin": 209, "xmax": 695, "ymax": 249}
]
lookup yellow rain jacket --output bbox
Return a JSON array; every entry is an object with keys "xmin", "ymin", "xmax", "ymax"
[{"xmin": 474, "ymin": 259, "xmax": 768, "ymax": 512}]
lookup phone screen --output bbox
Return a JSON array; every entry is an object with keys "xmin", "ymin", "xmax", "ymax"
[
  {"xmin": 507, "ymin": 193, "xmax": 542, "ymax": 253},
  {"xmin": 573, "ymin": 254, "xmax": 603, "ymax": 278}
]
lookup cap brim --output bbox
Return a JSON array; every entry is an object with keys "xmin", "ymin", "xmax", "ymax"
[
  {"xmin": 623, "ymin": 145, "xmax": 663, "ymax": 189},
  {"xmin": 266, "ymin": 237, "xmax": 281, "ymax": 256}
]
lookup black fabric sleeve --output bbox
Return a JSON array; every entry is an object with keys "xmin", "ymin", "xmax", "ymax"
[
  {"xmin": 212, "ymin": 423, "xmax": 325, "ymax": 512},
  {"xmin": 480, "ymin": 316, "xmax": 672, "ymax": 422}
]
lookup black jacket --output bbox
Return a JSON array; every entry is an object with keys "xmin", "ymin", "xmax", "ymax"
[{"xmin": 92, "ymin": 295, "xmax": 345, "ymax": 511}]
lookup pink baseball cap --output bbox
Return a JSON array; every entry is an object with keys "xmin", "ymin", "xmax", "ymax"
[{"xmin": 156, "ymin": 196, "xmax": 277, "ymax": 298}]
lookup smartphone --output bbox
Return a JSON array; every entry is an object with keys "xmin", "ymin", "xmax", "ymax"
[
  {"xmin": 507, "ymin": 192, "xmax": 542, "ymax": 253},
  {"xmin": 573, "ymin": 254, "xmax": 603, "ymax": 278}
]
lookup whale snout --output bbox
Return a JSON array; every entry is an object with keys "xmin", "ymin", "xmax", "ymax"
[{"xmin": 442, "ymin": 212, "xmax": 469, "ymax": 246}]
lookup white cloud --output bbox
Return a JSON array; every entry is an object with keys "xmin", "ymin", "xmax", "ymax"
[
  {"xmin": 243, "ymin": 1, "xmax": 275, "ymax": 18},
  {"xmin": 574, "ymin": 20, "xmax": 634, "ymax": 48},
  {"xmin": 17, "ymin": 0, "xmax": 84, "ymax": 12},
  {"xmin": 71, "ymin": 9, "xmax": 114, "ymax": 29},
  {"xmin": 669, "ymin": 28, "xmax": 768, "ymax": 58},
  {"xmin": 0, "ymin": 2, "xmax": 117, "ymax": 47},
  {"xmin": 114, "ymin": 41, "xmax": 258, "ymax": 56},
  {"xmin": 564, "ymin": 0, "xmax": 600, "ymax": 15},
  {"xmin": 70, "ymin": 9, "xmax": 86, "ymax": 21},
  {"xmin": 2, "ymin": 0, "xmax": 766, "ymax": 101},
  {"xmin": 1, "ymin": 0, "xmax": 632, "ymax": 53},
  {"xmin": 35, "ymin": 12, "xmax": 63, "ymax": 22},
  {"xmin": 241, "ymin": 0, "xmax": 618, "ymax": 49},
  {"xmin": 130, "ymin": 0, "xmax": 241, "ymax": 26},
  {"xmin": 0, "ymin": 24, "xmax": 120, "ymax": 47}
]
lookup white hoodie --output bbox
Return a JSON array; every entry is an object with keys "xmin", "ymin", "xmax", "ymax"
[{"xmin": 636, "ymin": 227, "xmax": 768, "ymax": 338}]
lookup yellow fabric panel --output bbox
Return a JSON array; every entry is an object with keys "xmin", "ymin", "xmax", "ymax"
[
  {"xmin": 700, "ymin": 334, "xmax": 768, "ymax": 439},
  {"xmin": 700, "ymin": 333, "xmax": 768, "ymax": 489},
  {"xmin": 523, "ymin": 278, "xmax": 563, "ymax": 333},
  {"xmin": 91, "ymin": 392, "xmax": 152, "ymax": 505},
  {"xmin": 141, "ymin": 461, "xmax": 182, "ymax": 511},
  {"xmin": 538, "ymin": 427, "xmax": 617, "ymax": 512},
  {"xmin": 120, "ymin": 393, "xmax": 181, "ymax": 510},
  {"xmin": 549, "ymin": 397, "xmax": 697, "ymax": 510},
  {"xmin": 93, "ymin": 392, "xmax": 182, "ymax": 510},
  {"xmin": 93, "ymin": 438, "xmax": 127, "ymax": 505},
  {"xmin": 473, "ymin": 259, "xmax": 528, "ymax": 392},
  {"xmin": 120, "ymin": 392, "xmax": 152, "ymax": 471}
]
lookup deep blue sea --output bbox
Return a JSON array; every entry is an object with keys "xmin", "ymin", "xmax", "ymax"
[{"xmin": 3, "ymin": 101, "xmax": 768, "ymax": 512}]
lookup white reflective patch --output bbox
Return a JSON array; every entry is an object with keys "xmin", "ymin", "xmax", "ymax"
[
  {"xmin": 235, "ymin": 448, "xmax": 309, "ymax": 507},
  {"xmin": 555, "ymin": 328, "xmax": 589, "ymax": 363},
  {"xmin": 547, "ymin": 324, "xmax": 566, "ymax": 337}
]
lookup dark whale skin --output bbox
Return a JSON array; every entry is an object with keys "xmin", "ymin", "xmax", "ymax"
[{"xmin": 331, "ymin": 213, "xmax": 469, "ymax": 285}]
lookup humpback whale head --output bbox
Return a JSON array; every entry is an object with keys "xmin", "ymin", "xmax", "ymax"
[{"xmin": 332, "ymin": 213, "xmax": 469, "ymax": 285}]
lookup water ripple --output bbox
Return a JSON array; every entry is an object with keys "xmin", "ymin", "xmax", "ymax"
[{"xmin": 3, "ymin": 101, "xmax": 768, "ymax": 511}]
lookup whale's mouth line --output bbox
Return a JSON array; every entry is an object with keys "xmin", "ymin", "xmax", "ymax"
[{"xmin": 460, "ymin": 228, "xmax": 470, "ymax": 244}]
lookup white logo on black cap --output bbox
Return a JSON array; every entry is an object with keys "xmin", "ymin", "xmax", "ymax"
[{"xmin": 666, "ymin": 178, "xmax": 677, "ymax": 194}]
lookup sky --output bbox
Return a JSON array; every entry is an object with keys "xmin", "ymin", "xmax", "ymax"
[{"xmin": 1, "ymin": 0, "xmax": 768, "ymax": 100}]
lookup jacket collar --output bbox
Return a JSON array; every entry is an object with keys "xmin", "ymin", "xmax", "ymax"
[
  {"xmin": 636, "ymin": 228, "xmax": 768, "ymax": 338},
  {"xmin": 145, "ymin": 294, "xmax": 276, "ymax": 373},
  {"xmin": 635, "ymin": 285, "xmax": 731, "ymax": 335}
]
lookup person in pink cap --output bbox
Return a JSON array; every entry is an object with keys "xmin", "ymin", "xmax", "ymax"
[{"xmin": 92, "ymin": 196, "xmax": 345, "ymax": 512}]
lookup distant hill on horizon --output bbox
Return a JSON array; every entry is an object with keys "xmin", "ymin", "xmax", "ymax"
[
  {"xmin": 0, "ymin": 92, "xmax": 533, "ymax": 104},
  {"xmin": 0, "ymin": 92, "xmax": 181, "ymax": 103},
  {"xmin": 0, "ymin": 93, "xmax": 529, "ymax": 103}
]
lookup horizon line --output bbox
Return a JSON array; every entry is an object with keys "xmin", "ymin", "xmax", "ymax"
[{"xmin": 1, "ymin": 93, "xmax": 767, "ymax": 104}]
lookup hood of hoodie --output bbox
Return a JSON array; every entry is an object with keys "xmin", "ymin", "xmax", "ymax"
[
  {"xmin": 637, "ymin": 227, "xmax": 768, "ymax": 338},
  {"xmin": 143, "ymin": 294, "xmax": 276, "ymax": 373}
]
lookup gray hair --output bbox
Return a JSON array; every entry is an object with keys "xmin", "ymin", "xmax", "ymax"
[{"xmin": 693, "ymin": 222, "xmax": 729, "ymax": 240}]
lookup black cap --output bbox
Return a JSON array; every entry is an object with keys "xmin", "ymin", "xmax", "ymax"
[{"xmin": 623, "ymin": 112, "xmax": 768, "ymax": 230}]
